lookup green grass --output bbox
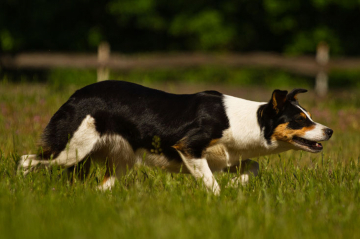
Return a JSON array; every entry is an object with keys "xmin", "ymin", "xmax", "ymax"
[{"xmin": 1, "ymin": 80, "xmax": 360, "ymax": 239}]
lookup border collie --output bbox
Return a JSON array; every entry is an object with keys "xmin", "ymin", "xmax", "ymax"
[{"xmin": 18, "ymin": 80, "xmax": 333, "ymax": 194}]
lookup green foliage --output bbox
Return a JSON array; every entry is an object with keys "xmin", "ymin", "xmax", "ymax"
[
  {"xmin": 46, "ymin": 67, "xmax": 360, "ymax": 90},
  {"xmin": 111, "ymin": 67, "xmax": 314, "ymax": 88},
  {"xmin": 48, "ymin": 68, "xmax": 97, "ymax": 89},
  {"xmin": 328, "ymin": 70, "xmax": 360, "ymax": 88},
  {"xmin": 170, "ymin": 10, "xmax": 234, "ymax": 50},
  {"xmin": 1, "ymin": 0, "xmax": 360, "ymax": 54},
  {"xmin": 285, "ymin": 27, "xmax": 342, "ymax": 55},
  {"xmin": 4, "ymin": 66, "xmax": 360, "ymax": 90},
  {"xmin": 0, "ymin": 30, "xmax": 15, "ymax": 51},
  {"xmin": 108, "ymin": 0, "xmax": 165, "ymax": 30},
  {"xmin": 88, "ymin": 27, "xmax": 104, "ymax": 48}
]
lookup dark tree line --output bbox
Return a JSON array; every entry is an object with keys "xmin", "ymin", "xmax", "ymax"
[{"xmin": 1, "ymin": 0, "xmax": 359, "ymax": 55}]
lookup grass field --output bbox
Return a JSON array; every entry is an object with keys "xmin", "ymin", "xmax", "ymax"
[{"xmin": 1, "ymin": 80, "xmax": 360, "ymax": 239}]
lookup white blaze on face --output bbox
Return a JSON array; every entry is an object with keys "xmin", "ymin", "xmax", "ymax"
[
  {"xmin": 295, "ymin": 105, "xmax": 328, "ymax": 142},
  {"xmin": 296, "ymin": 105, "xmax": 314, "ymax": 122}
]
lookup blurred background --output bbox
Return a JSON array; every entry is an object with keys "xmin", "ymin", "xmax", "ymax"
[{"xmin": 0, "ymin": 0, "xmax": 360, "ymax": 90}]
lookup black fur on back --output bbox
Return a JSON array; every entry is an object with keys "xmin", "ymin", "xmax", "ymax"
[{"xmin": 39, "ymin": 80, "xmax": 230, "ymax": 161}]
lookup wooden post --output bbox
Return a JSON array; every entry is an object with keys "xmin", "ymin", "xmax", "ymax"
[
  {"xmin": 97, "ymin": 42, "xmax": 110, "ymax": 82},
  {"xmin": 315, "ymin": 42, "xmax": 329, "ymax": 97}
]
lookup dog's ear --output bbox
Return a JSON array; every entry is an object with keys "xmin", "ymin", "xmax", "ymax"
[
  {"xmin": 286, "ymin": 88, "xmax": 307, "ymax": 102},
  {"xmin": 269, "ymin": 89, "xmax": 288, "ymax": 114}
]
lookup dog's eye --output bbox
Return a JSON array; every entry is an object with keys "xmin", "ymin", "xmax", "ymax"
[{"xmin": 294, "ymin": 115, "xmax": 306, "ymax": 122}]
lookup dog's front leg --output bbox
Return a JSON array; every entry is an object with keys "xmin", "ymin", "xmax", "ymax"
[{"xmin": 177, "ymin": 151, "xmax": 220, "ymax": 195}]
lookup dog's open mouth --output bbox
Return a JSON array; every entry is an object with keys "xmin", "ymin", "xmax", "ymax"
[{"xmin": 292, "ymin": 136, "xmax": 323, "ymax": 152}]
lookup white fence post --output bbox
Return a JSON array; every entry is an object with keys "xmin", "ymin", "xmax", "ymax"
[
  {"xmin": 97, "ymin": 42, "xmax": 110, "ymax": 82},
  {"xmin": 315, "ymin": 42, "xmax": 329, "ymax": 97}
]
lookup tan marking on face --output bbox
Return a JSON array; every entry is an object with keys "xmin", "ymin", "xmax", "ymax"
[
  {"xmin": 271, "ymin": 122, "xmax": 316, "ymax": 142},
  {"xmin": 307, "ymin": 112, "xmax": 312, "ymax": 118},
  {"xmin": 300, "ymin": 112, "xmax": 307, "ymax": 119}
]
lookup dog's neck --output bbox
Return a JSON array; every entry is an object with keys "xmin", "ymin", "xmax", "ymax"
[{"xmin": 222, "ymin": 95, "xmax": 290, "ymax": 157}]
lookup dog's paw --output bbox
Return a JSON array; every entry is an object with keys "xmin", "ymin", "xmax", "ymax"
[
  {"xmin": 97, "ymin": 176, "xmax": 117, "ymax": 191},
  {"xmin": 226, "ymin": 174, "xmax": 251, "ymax": 188}
]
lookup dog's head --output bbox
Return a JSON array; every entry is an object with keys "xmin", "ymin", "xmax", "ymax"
[{"xmin": 258, "ymin": 89, "xmax": 333, "ymax": 153}]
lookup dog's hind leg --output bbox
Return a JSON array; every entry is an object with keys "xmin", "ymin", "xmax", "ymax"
[
  {"xmin": 91, "ymin": 135, "xmax": 137, "ymax": 190},
  {"xmin": 18, "ymin": 115, "xmax": 100, "ymax": 175},
  {"xmin": 239, "ymin": 159, "xmax": 259, "ymax": 183},
  {"xmin": 226, "ymin": 159, "xmax": 259, "ymax": 186}
]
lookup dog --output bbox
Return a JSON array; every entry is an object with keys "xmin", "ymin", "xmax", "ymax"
[{"xmin": 18, "ymin": 80, "xmax": 333, "ymax": 194}]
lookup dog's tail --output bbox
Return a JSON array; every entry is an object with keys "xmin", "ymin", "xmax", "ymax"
[
  {"xmin": 17, "ymin": 154, "xmax": 41, "ymax": 176},
  {"xmin": 17, "ymin": 125, "xmax": 57, "ymax": 175}
]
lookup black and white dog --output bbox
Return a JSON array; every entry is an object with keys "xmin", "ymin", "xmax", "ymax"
[{"xmin": 18, "ymin": 80, "xmax": 333, "ymax": 194}]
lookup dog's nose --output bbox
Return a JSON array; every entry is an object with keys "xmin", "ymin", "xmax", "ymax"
[{"xmin": 323, "ymin": 128, "xmax": 333, "ymax": 138}]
